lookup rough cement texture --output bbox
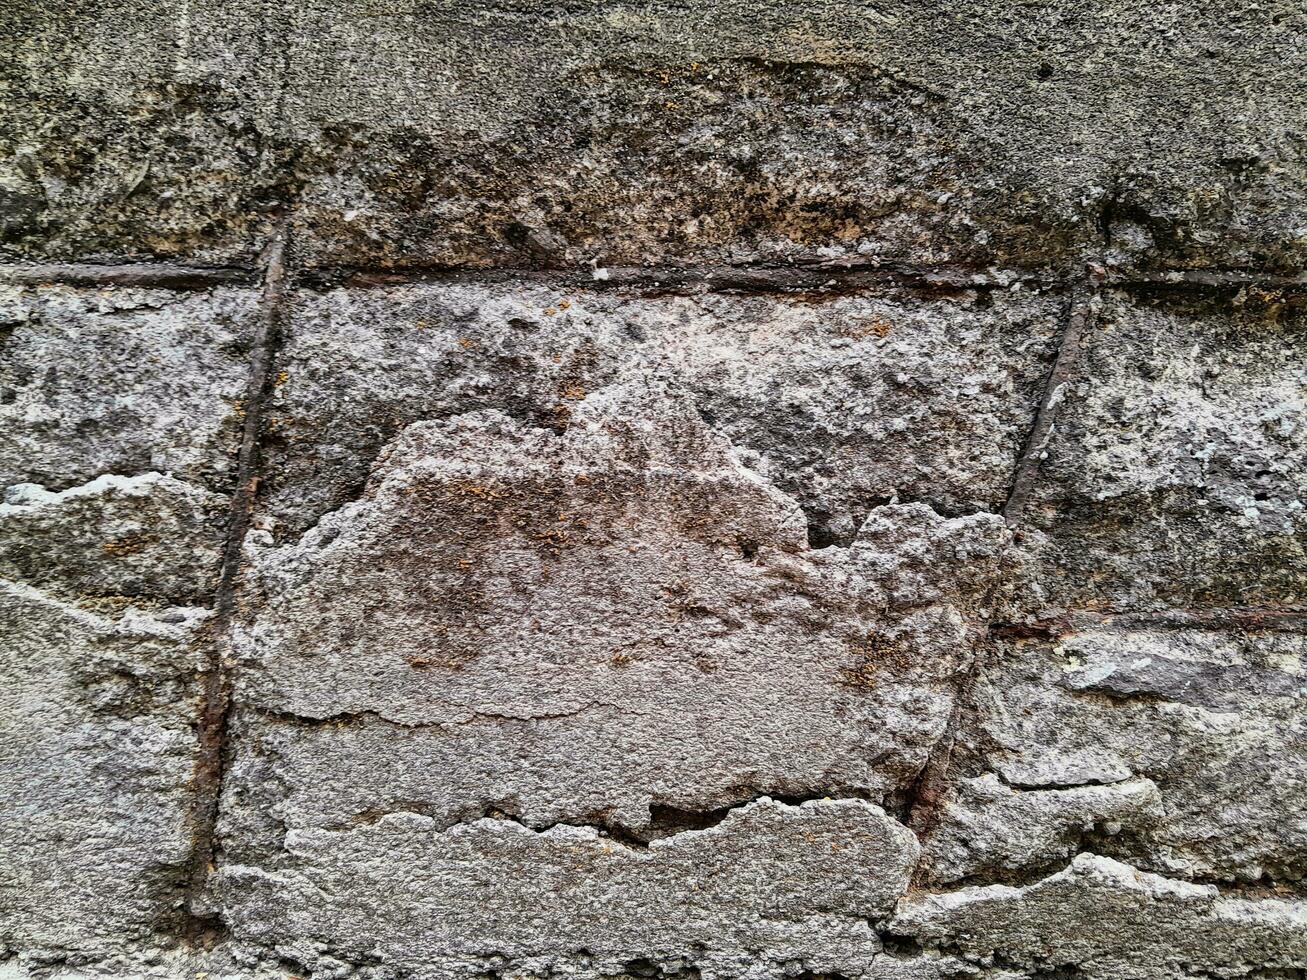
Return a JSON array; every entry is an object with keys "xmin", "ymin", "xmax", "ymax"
[
  {"xmin": 0, "ymin": 474, "xmax": 228, "ymax": 604},
  {"xmin": 218, "ymin": 799, "xmax": 918, "ymax": 979},
  {"xmin": 1021, "ymin": 289, "xmax": 1307, "ymax": 611},
  {"xmin": 890, "ymin": 853, "xmax": 1307, "ymax": 979},
  {"xmin": 260, "ymin": 283, "xmax": 1061, "ymax": 538},
  {"xmin": 941, "ymin": 624, "xmax": 1307, "ymax": 889},
  {"xmin": 0, "ymin": 284, "xmax": 257, "ymax": 493},
  {"xmin": 0, "ymin": 582, "xmax": 205, "ymax": 965},
  {"xmin": 5, "ymin": 2, "xmax": 1307, "ymax": 271},
  {"xmin": 1, "ymin": 2, "xmax": 1306, "ymax": 979}
]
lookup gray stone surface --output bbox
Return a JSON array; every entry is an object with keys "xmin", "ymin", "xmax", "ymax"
[
  {"xmin": 918, "ymin": 774, "xmax": 1165, "ymax": 888},
  {"xmin": 0, "ymin": 581, "xmax": 204, "ymax": 968},
  {"xmin": 0, "ymin": 281, "xmax": 241, "ymax": 973},
  {"xmin": 3, "ymin": 2, "xmax": 1307, "ymax": 977},
  {"xmin": 1020, "ymin": 287, "xmax": 1307, "ymax": 612},
  {"xmin": 217, "ymin": 798, "xmax": 918, "ymax": 980},
  {"xmin": 0, "ymin": 474, "xmax": 228, "ymax": 604},
  {"xmin": 931, "ymin": 624, "xmax": 1307, "ymax": 888},
  {"xmin": 261, "ymin": 283, "xmax": 1061, "ymax": 538},
  {"xmin": 5, "ymin": 2, "xmax": 1306, "ymax": 269},
  {"xmin": 0, "ymin": 284, "xmax": 257, "ymax": 493},
  {"xmin": 891, "ymin": 853, "xmax": 1307, "ymax": 980}
]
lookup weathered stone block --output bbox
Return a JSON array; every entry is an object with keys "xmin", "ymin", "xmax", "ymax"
[
  {"xmin": 214, "ymin": 381, "xmax": 1013, "ymax": 972},
  {"xmin": 891, "ymin": 853, "xmax": 1307, "ymax": 980},
  {"xmin": 226, "ymin": 380, "xmax": 1011, "ymax": 831},
  {"xmin": 925, "ymin": 624, "xmax": 1307, "ymax": 888},
  {"xmin": 0, "ymin": 280, "xmax": 247, "ymax": 968},
  {"xmin": 0, "ymin": 474, "xmax": 228, "ymax": 604},
  {"xmin": 1020, "ymin": 289, "xmax": 1307, "ymax": 612},
  {"xmin": 919, "ymin": 774, "xmax": 1165, "ymax": 887},
  {"xmin": 6, "ymin": 2, "xmax": 1305, "ymax": 270},
  {"xmin": 261, "ymin": 282, "xmax": 1061, "ymax": 539},
  {"xmin": 0, "ymin": 583, "xmax": 204, "ymax": 966},
  {"xmin": 3, "ymin": 2, "xmax": 1305, "ymax": 976},
  {"xmin": 0, "ymin": 284, "xmax": 257, "ymax": 494}
]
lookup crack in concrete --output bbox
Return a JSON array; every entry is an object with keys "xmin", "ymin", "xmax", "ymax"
[
  {"xmin": 250, "ymin": 702, "xmax": 616, "ymax": 730},
  {"xmin": 1105, "ymin": 268, "xmax": 1307, "ymax": 294},
  {"xmin": 295, "ymin": 258, "xmax": 1065, "ymax": 296},
  {"xmin": 6, "ymin": 257, "xmax": 1300, "ymax": 301},
  {"xmin": 898, "ymin": 656, "xmax": 980, "ymax": 886},
  {"xmin": 990, "ymin": 770, "xmax": 1136, "ymax": 793},
  {"xmin": 990, "ymin": 604, "xmax": 1307, "ymax": 640},
  {"xmin": 318, "ymin": 792, "xmax": 890, "ymax": 851},
  {"xmin": 892, "ymin": 850, "xmax": 1307, "ymax": 903},
  {"xmin": 898, "ymin": 513, "xmax": 1029, "ymax": 887}
]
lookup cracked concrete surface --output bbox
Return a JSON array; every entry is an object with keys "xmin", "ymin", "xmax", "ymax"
[
  {"xmin": 218, "ymin": 798, "xmax": 918, "ymax": 979},
  {"xmin": 890, "ymin": 854, "xmax": 1307, "ymax": 979},
  {"xmin": 2, "ymin": 2, "xmax": 1306, "ymax": 978},
  {"xmin": 219, "ymin": 381, "xmax": 1010, "ymax": 868}
]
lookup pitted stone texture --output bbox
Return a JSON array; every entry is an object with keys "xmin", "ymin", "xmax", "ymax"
[
  {"xmin": 0, "ymin": 581, "xmax": 204, "ymax": 966},
  {"xmin": 217, "ymin": 798, "xmax": 916, "ymax": 980},
  {"xmin": 6, "ymin": 2, "xmax": 1305, "ymax": 269},
  {"xmin": 0, "ymin": 947, "xmax": 974, "ymax": 980},
  {"xmin": 0, "ymin": 284, "xmax": 257, "ymax": 493},
  {"xmin": 0, "ymin": 958, "xmax": 289, "ymax": 980},
  {"xmin": 937, "ymin": 625, "xmax": 1307, "ymax": 888},
  {"xmin": 890, "ymin": 853, "xmax": 1307, "ymax": 980},
  {"xmin": 262, "ymin": 283, "xmax": 1060, "ymax": 538},
  {"xmin": 0, "ymin": 474, "xmax": 228, "ymax": 604},
  {"xmin": 0, "ymin": 0, "xmax": 290, "ymax": 267},
  {"xmin": 221, "ymin": 381, "xmax": 1010, "ymax": 871},
  {"xmin": 1021, "ymin": 290, "xmax": 1307, "ymax": 612},
  {"xmin": 919, "ymin": 775, "xmax": 1165, "ymax": 888},
  {"xmin": 6, "ymin": 4, "xmax": 1307, "ymax": 973}
]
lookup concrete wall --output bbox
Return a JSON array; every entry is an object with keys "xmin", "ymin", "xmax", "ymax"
[{"xmin": 2, "ymin": 3, "xmax": 1306, "ymax": 978}]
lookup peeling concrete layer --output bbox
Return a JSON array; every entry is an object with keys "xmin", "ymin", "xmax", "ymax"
[
  {"xmin": 217, "ymin": 798, "xmax": 918, "ymax": 979},
  {"xmin": 222, "ymin": 381, "xmax": 1010, "ymax": 857},
  {"xmin": 892, "ymin": 853, "xmax": 1307, "ymax": 979}
]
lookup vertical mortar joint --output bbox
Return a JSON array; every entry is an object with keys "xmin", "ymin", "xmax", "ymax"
[
  {"xmin": 180, "ymin": 219, "xmax": 290, "ymax": 935},
  {"xmin": 1001, "ymin": 260, "xmax": 1105, "ymax": 524}
]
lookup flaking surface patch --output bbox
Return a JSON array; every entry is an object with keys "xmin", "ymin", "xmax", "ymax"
[{"xmin": 222, "ymin": 381, "xmax": 1011, "ymax": 871}]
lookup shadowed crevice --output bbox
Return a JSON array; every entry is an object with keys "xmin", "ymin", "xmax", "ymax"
[
  {"xmin": 0, "ymin": 261, "xmax": 258, "ymax": 289},
  {"xmin": 1001, "ymin": 265, "xmax": 1103, "ymax": 524},
  {"xmin": 332, "ymin": 790, "xmax": 887, "ymax": 851},
  {"xmin": 179, "ymin": 221, "xmax": 290, "ymax": 938}
]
